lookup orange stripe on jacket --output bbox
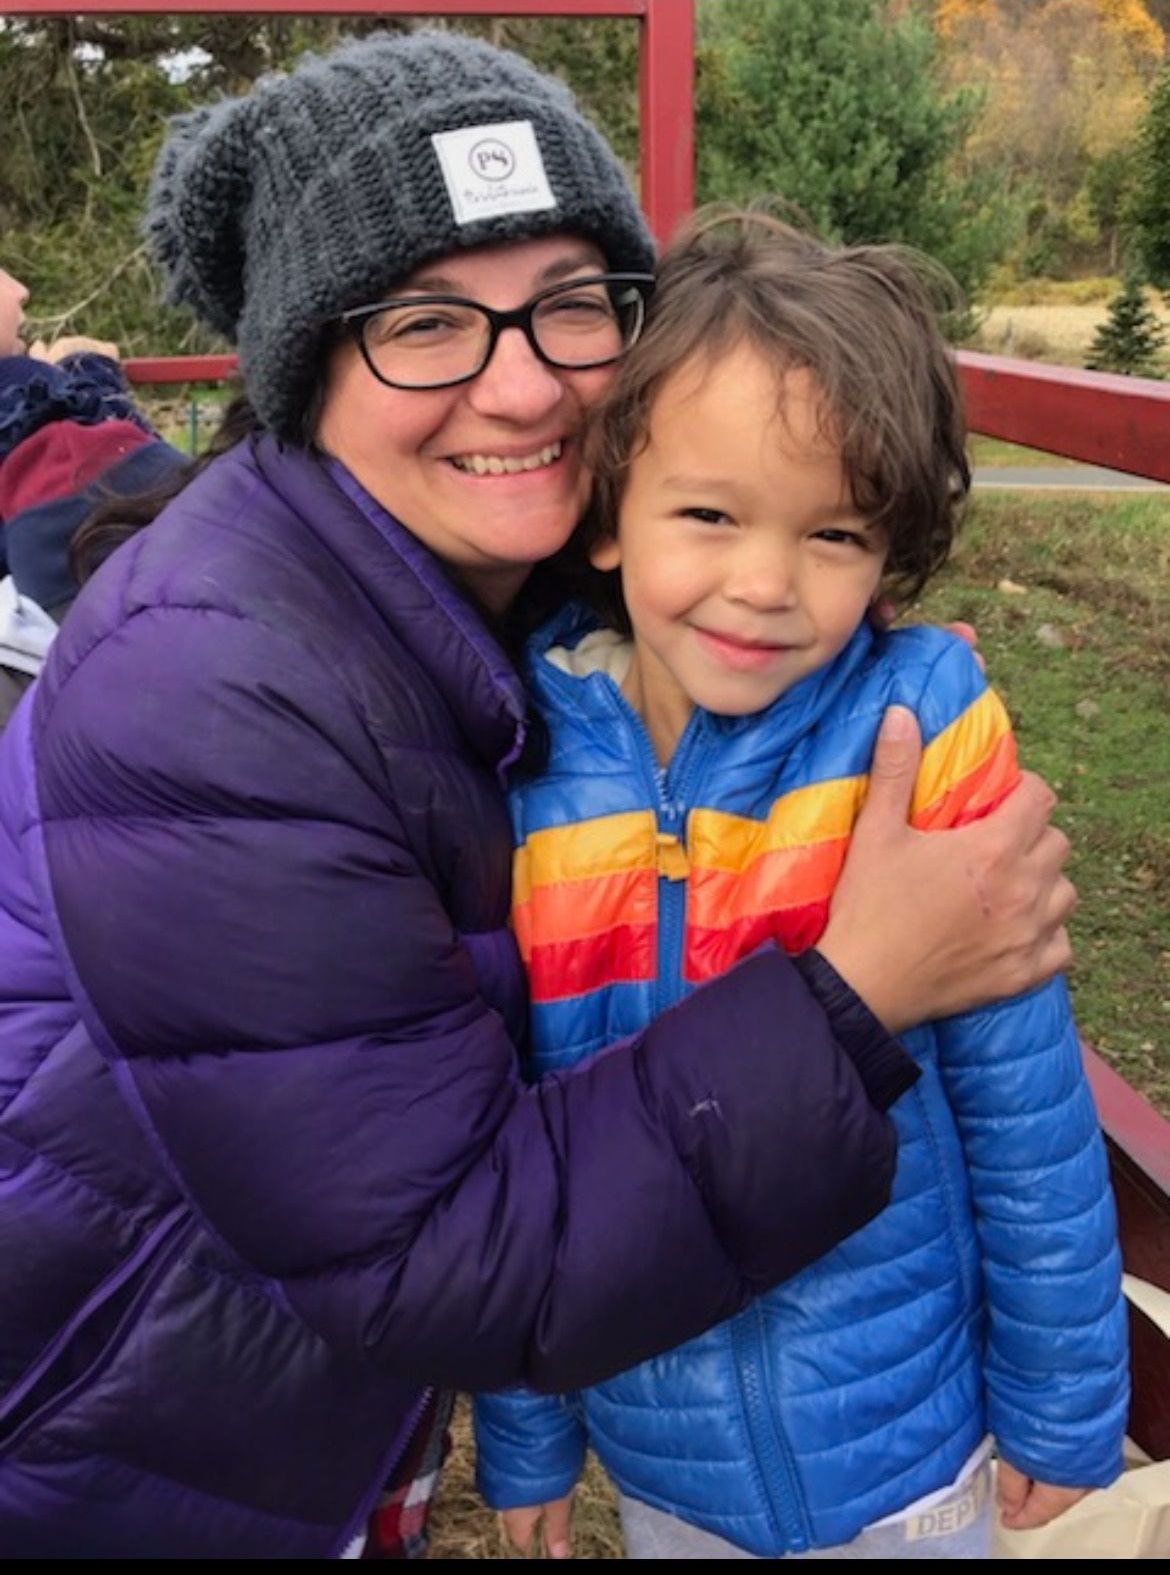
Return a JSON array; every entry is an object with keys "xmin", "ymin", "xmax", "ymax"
[
  {"xmin": 687, "ymin": 900, "xmax": 831, "ymax": 983},
  {"xmin": 685, "ymin": 689, "xmax": 1018, "ymax": 981},
  {"xmin": 911, "ymin": 690, "xmax": 1018, "ymax": 827},
  {"xmin": 514, "ymin": 810, "xmax": 657, "ymax": 998},
  {"xmin": 687, "ymin": 836, "xmax": 848, "ymax": 937},
  {"xmin": 514, "ymin": 866, "xmax": 657, "ymax": 962}
]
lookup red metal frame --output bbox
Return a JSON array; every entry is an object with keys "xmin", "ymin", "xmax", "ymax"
[{"xmin": 6, "ymin": 0, "xmax": 693, "ymax": 250}]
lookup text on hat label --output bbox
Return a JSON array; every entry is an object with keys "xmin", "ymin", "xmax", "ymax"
[{"xmin": 431, "ymin": 120, "xmax": 556, "ymax": 226}]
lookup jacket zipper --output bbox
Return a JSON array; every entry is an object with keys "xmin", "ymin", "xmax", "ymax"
[
  {"xmin": 614, "ymin": 700, "xmax": 697, "ymax": 1014},
  {"xmin": 660, "ymin": 707, "xmax": 813, "ymax": 1554},
  {"xmin": 731, "ymin": 1309, "xmax": 813, "ymax": 1552},
  {"xmin": 615, "ymin": 695, "xmax": 814, "ymax": 1551},
  {"xmin": 333, "ymin": 1384, "xmax": 437, "ymax": 1558}
]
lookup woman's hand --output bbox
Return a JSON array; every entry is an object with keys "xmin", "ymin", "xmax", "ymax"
[
  {"xmin": 27, "ymin": 334, "xmax": 121, "ymax": 364},
  {"xmin": 818, "ymin": 706, "xmax": 1076, "ymax": 1033},
  {"xmin": 500, "ymin": 1494, "xmax": 575, "ymax": 1558},
  {"xmin": 997, "ymin": 1460, "xmax": 1090, "ymax": 1530}
]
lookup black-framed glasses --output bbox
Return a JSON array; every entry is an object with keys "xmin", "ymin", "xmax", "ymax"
[{"xmin": 339, "ymin": 273, "xmax": 655, "ymax": 391}]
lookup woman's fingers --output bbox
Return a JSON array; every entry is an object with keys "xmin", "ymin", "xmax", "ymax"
[{"xmin": 821, "ymin": 753, "xmax": 1078, "ymax": 1032}]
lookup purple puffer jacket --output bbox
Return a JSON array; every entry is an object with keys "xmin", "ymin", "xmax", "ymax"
[{"xmin": 0, "ymin": 435, "xmax": 913, "ymax": 1556}]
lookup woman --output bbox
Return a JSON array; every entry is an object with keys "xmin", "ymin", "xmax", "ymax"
[{"xmin": 0, "ymin": 33, "xmax": 1074, "ymax": 1558}]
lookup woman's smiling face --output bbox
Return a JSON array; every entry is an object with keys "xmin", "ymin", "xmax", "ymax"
[{"xmin": 316, "ymin": 236, "xmax": 619, "ymax": 613}]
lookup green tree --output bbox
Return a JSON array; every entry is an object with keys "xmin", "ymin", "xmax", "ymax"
[
  {"xmin": 694, "ymin": 0, "xmax": 1014, "ymax": 300},
  {"xmin": 1088, "ymin": 145, "xmax": 1139, "ymax": 273},
  {"xmin": 1129, "ymin": 68, "xmax": 1170, "ymax": 288},
  {"xmin": 1085, "ymin": 266, "xmax": 1166, "ymax": 373}
]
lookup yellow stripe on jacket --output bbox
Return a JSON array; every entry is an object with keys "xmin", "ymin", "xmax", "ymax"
[{"xmin": 514, "ymin": 688, "xmax": 1020, "ymax": 1000}]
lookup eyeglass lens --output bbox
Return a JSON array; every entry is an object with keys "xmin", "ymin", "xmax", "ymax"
[{"xmin": 358, "ymin": 278, "xmax": 645, "ymax": 389}]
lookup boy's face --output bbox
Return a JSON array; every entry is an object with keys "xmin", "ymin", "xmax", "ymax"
[
  {"xmin": 591, "ymin": 345, "xmax": 888, "ymax": 762},
  {"xmin": 0, "ymin": 269, "xmax": 29, "ymax": 357}
]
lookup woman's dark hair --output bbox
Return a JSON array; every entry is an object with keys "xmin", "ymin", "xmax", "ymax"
[
  {"xmin": 71, "ymin": 391, "xmax": 251, "ymax": 584},
  {"xmin": 568, "ymin": 204, "xmax": 971, "ymax": 629},
  {"xmin": 70, "ymin": 355, "xmax": 335, "ymax": 587}
]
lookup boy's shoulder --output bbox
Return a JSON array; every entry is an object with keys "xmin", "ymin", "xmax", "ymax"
[
  {"xmin": 867, "ymin": 621, "xmax": 977, "ymax": 679},
  {"xmin": 861, "ymin": 624, "xmax": 990, "ymax": 744}
]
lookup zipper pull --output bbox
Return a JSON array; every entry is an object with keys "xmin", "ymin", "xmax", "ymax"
[{"xmin": 656, "ymin": 831, "xmax": 689, "ymax": 881}]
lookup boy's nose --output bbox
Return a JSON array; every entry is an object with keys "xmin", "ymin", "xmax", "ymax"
[{"xmin": 726, "ymin": 547, "xmax": 799, "ymax": 609}]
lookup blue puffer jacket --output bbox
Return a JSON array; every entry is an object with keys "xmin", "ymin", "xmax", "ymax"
[{"xmin": 476, "ymin": 605, "xmax": 1129, "ymax": 1556}]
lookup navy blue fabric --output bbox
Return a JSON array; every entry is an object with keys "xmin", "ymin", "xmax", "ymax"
[{"xmin": 0, "ymin": 353, "xmax": 153, "ymax": 464}]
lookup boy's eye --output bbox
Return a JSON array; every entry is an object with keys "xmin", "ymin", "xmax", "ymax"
[
  {"xmin": 813, "ymin": 526, "xmax": 869, "ymax": 548},
  {"xmin": 679, "ymin": 507, "xmax": 731, "ymax": 525}
]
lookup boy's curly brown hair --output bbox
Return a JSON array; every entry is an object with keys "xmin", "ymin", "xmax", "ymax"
[{"xmin": 570, "ymin": 204, "xmax": 970, "ymax": 631}]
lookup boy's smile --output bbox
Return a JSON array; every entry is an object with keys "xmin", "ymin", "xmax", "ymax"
[{"xmin": 591, "ymin": 345, "xmax": 889, "ymax": 764}]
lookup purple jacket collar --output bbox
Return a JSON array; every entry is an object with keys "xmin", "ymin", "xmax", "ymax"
[{"xmin": 251, "ymin": 434, "xmax": 528, "ymax": 777}]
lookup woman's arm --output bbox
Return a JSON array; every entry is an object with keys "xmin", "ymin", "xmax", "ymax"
[
  {"xmin": 818, "ymin": 705, "xmax": 1075, "ymax": 1033},
  {"xmin": 33, "ymin": 604, "xmax": 908, "ymax": 1396}
]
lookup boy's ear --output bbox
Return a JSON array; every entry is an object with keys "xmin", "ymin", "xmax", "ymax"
[{"xmin": 589, "ymin": 534, "xmax": 621, "ymax": 572}]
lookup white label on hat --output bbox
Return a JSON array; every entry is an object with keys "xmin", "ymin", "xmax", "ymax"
[{"xmin": 431, "ymin": 120, "xmax": 556, "ymax": 226}]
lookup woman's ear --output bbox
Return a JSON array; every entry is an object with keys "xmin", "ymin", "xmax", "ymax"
[{"xmin": 589, "ymin": 534, "xmax": 621, "ymax": 572}]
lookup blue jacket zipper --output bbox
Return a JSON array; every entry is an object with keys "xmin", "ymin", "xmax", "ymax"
[
  {"xmin": 623, "ymin": 703, "xmax": 814, "ymax": 1554},
  {"xmin": 731, "ymin": 1309, "xmax": 813, "ymax": 1552},
  {"xmin": 615, "ymin": 702, "xmax": 700, "ymax": 1015}
]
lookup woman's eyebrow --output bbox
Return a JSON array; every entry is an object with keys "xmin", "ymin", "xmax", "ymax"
[
  {"xmin": 405, "ymin": 250, "xmax": 606, "ymax": 296},
  {"xmin": 535, "ymin": 250, "xmax": 608, "ymax": 284}
]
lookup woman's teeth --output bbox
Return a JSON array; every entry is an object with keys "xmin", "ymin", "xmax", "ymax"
[{"xmin": 451, "ymin": 441, "xmax": 562, "ymax": 476}]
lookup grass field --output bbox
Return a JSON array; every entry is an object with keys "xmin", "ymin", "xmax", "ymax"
[
  {"xmin": 917, "ymin": 491, "xmax": 1170, "ymax": 1111},
  {"xmin": 969, "ymin": 298, "xmax": 1170, "ymax": 371},
  {"xmin": 969, "ymin": 435, "xmax": 1082, "ymax": 469}
]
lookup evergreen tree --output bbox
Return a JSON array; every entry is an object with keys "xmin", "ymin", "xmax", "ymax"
[
  {"xmin": 695, "ymin": 0, "xmax": 1014, "ymax": 300},
  {"xmin": 1085, "ymin": 266, "xmax": 1166, "ymax": 374}
]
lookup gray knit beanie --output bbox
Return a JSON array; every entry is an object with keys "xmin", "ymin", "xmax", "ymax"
[{"xmin": 146, "ymin": 30, "xmax": 655, "ymax": 441}]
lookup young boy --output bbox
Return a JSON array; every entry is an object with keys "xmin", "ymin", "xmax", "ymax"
[{"xmin": 475, "ymin": 210, "xmax": 1128, "ymax": 1560}]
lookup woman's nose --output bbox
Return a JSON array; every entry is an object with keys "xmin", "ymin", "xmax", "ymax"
[{"xmin": 464, "ymin": 323, "xmax": 566, "ymax": 425}]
